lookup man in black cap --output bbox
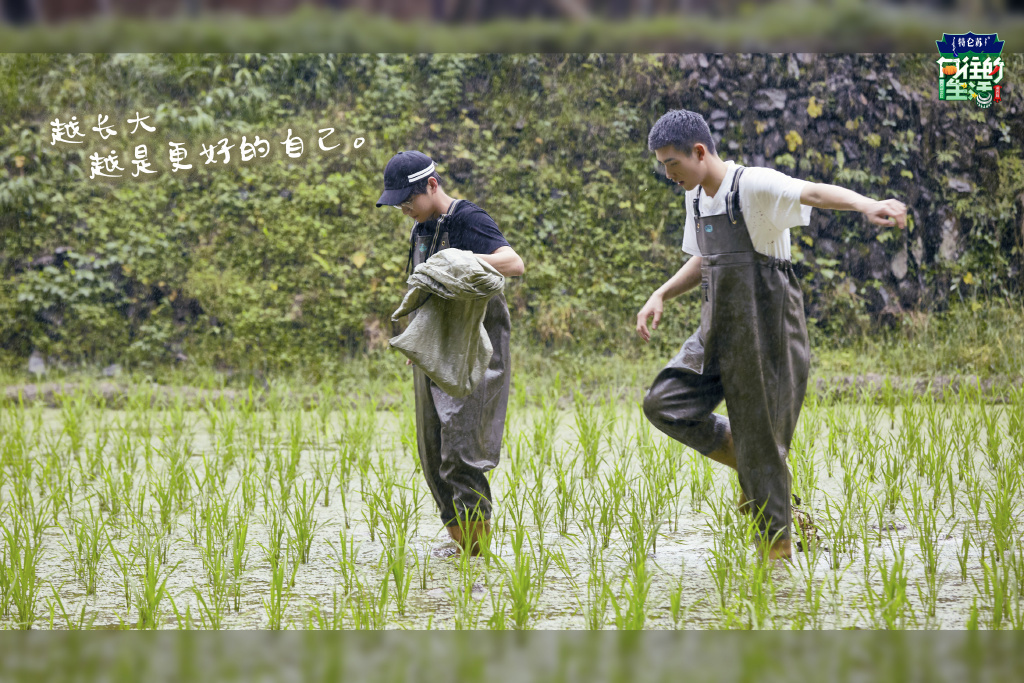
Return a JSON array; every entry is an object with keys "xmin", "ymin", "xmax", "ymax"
[{"xmin": 377, "ymin": 150, "xmax": 524, "ymax": 556}]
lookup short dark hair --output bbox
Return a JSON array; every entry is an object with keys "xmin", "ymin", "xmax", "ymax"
[
  {"xmin": 648, "ymin": 109, "xmax": 716, "ymax": 156},
  {"xmin": 407, "ymin": 171, "xmax": 442, "ymax": 197}
]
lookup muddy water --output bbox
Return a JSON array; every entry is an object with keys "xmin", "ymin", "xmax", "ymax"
[{"xmin": 0, "ymin": 400, "xmax": 1018, "ymax": 629}]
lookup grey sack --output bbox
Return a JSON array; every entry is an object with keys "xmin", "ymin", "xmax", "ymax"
[{"xmin": 390, "ymin": 249, "xmax": 505, "ymax": 398}]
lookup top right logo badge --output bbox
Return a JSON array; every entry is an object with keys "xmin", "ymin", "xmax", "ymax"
[{"xmin": 936, "ymin": 32, "xmax": 1005, "ymax": 109}]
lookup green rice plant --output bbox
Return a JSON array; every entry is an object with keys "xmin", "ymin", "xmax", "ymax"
[
  {"xmin": 612, "ymin": 502, "xmax": 656, "ymax": 631},
  {"xmin": 909, "ymin": 496, "xmax": 945, "ymax": 619},
  {"xmin": 963, "ymin": 466, "xmax": 985, "ymax": 528},
  {"xmin": 793, "ymin": 522, "xmax": 828, "ymax": 629},
  {"xmin": 954, "ymin": 519, "xmax": 972, "ymax": 583},
  {"xmin": 230, "ymin": 512, "xmax": 250, "ymax": 612},
  {"xmin": 260, "ymin": 508, "xmax": 287, "ymax": 568},
  {"xmin": 328, "ymin": 526, "xmax": 360, "ymax": 595},
  {"xmin": 347, "ymin": 573, "xmax": 390, "ymax": 630},
  {"xmin": 974, "ymin": 544, "xmax": 1014, "ymax": 629},
  {"xmin": 486, "ymin": 579, "xmax": 509, "ymax": 630},
  {"xmin": 59, "ymin": 504, "xmax": 107, "ymax": 595},
  {"xmin": 572, "ymin": 390, "xmax": 605, "ymax": 478},
  {"xmin": 375, "ymin": 486, "xmax": 415, "ymax": 615},
  {"xmin": 552, "ymin": 452, "xmax": 580, "ymax": 537},
  {"xmin": 527, "ymin": 476, "xmax": 551, "ymax": 554},
  {"xmin": 313, "ymin": 381, "xmax": 336, "ymax": 433},
  {"xmin": 609, "ymin": 562, "xmax": 652, "ymax": 631},
  {"xmin": 396, "ymin": 404, "xmax": 418, "ymax": 462},
  {"xmin": 619, "ymin": 492, "xmax": 659, "ymax": 573},
  {"xmin": 1007, "ymin": 385, "xmax": 1024, "ymax": 467},
  {"xmin": 688, "ymin": 452, "xmax": 715, "ymax": 513},
  {"xmin": 96, "ymin": 461, "xmax": 126, "ymax": 517},
  {"xmin": 984, "ymin": 469, "xmax": 1019, "ymax": 558},
  {"xmin": 505, "ymin": 433, "xmax": 529, "ymax": 487},
  {"xmin": 198, "ymin": 528, "xmax": 229, "ymax": 599},
  {"xmin": 596, "ymin": 461, "xmax": 629, "ymax": 550},
  {"xmin": 343, "ymin": 400, "xmax": 378, "ymax": 478},
  {"xmin": 81, "ymin": 427, "xmax": 110, "ymax": 483},
  {"xmin": 447, "ymin": 553, "xmax": 485, "ymax": 630},
  {"xmin": 504, "ymin": 535, "xmax": 548, "ymax": 630},
  {"xmin": 863, "ymin": 540, "xmax": 913, "ymax": 629},
  {"xmin": 704, "ymin": 513, "xmax": 741, "ymax": 612},
  {"xmin": 531, "ymin": 390, "xmax": 561, "ymax": 465},
  {"xmin": 134, "ymin": 538, "xmax": 179, "ymax": 630},
  {"xmin": 879, "ymin": 438, "xmax": 908, "ymax": 515},
  {"xmin": 310, "ymin": 437, "xmax": 339, "ymax": 508},
  {"xmin": 822, "ymin": 406, "xmax": 843, "ymax": 479},
  {"xmin": 106, "ymin": 531, "xmax": 140, "ymax": 613},
  {"xmin": 240, "ymin": 462, "xmax": 258, "ymax": 518},
  {"xmin": 729, "ymin": 537, "xmax": 777, "ymax": 631},
  {"xmin": 666, "ymin": 560, "xmax": 690, "ymax": 629},
  {"xmin": 789, "ymin": 442, "xmax": 818, "ymax": 511},
  {"xmin": 286, "ymin": 480, "xmax": 324, "ymax": 564},
  {"xmin": 191, "ymin": 577, "xmax": 228, "ymax": 630},
  {"xmin": 149, "ymin": 468, "xmax": 177, "ymax": 531},
  {"xmin": 578, "ymin": 546, "xmax": 610, "ymax": 629},
  {"xmin": 307, "ymin": 586, "xmax": 347, "ymax": 630},
  {"xmin": 982, "ymin": 404, "xmax": 1004, "ymax": 473},
  {"xmin": 1, "ymin": 503, "xmax": 46, "ymax": 628},
  {"xmin": 262, "ymin": 551, "xmax": 293, "ymax": 630},
  {"xmin": 45, "ymin": 582, "xmax": 97, "ymax": 630},
  {"xmin": 59, "ymin": 393, "xmax": 88, "ymax": 456}
]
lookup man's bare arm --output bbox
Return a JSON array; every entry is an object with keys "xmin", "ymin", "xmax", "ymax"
[
  {"xmin": 800, "ymin": 182, "xmax": 907, "ymax": 229},
  {"xmin": 636, "ymin": 255, "xmax": 702, "ymax": 342},
  {"xmin": 476, "ymin": 245, "xmax": 525, "ymax": 277}
]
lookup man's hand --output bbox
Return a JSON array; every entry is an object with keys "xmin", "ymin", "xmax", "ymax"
[
  {"xmin": 406, "ymin": 358, "xmax": 413, "ymax": 366},
  {"xmin": 636, "ymin": 292, "xmax": 664, "ymax": 343},
  {"xmin": 862, "ymin": 199, "xmax": 908, "ymax": 229}
]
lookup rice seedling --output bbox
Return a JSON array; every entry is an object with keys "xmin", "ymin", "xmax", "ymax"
[
  {"xmin": 1, "ymin": 502, "xmax": 47, "ymax": 629},
  {"xmin": 572, "ymin": 390, "xmax": 605, "ymax": 478},
  {"xmin": 328, "ymin": 526, "xmax": 360, "ymax": 595},
  {"xmin": 286, "ymin": 480, "xmax": 324, "ymax": 564},
  {"xmin": 552, "ymin": 452, "xmax": 580, "ymax": 537},
  {"xmin": 504, "ymin": 534, "xmax": 548, "ymax": 630},
  {"xmin": 862, "ymin": 539, "xmax": 913, "ymax": 629},
  {"xmin": 106, "ymin": 531, "xmax": 140, "ymax": 613},
  {"xmin": 375, "ymin": 485, "xmax": 415, "ymax": 615},
  {"xmin": 44, "ymin": 582, "xmax": 97, "ymax": 630},
  {"xmin": 59, "ymin": 504, "xmax": 106, "ymax": 595},
  {"xmin": 134, "ymin": 535, "xmax": 178, "ymax": 630},
  {"xmin": 347, "ymin": 572, "xmax": 390, "ymax": 630},
  {"xmin": 262, "ymin": 549, "xmax": 293, "ymax": 630}
]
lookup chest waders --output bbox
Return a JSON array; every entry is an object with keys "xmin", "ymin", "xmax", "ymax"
[
  {"xmin": 408, "ymin": 200, "xmax": 512, "ymax": 527},
  {"xmin": 642, "ymin": 168, "xmax": 810, "ymax": 543}
]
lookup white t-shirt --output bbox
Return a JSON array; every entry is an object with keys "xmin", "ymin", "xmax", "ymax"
[{"xmin": 682, "ymin": 161, "xmax": 811, "ymax": 261}]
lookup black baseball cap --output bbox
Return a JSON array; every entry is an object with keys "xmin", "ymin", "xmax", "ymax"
[{"xmin": 376, "ymin": 150, "xmax": 437, "ymax": 207}]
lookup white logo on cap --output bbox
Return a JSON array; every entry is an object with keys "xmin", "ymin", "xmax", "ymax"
[{"xmin": 407, "ymin": 161, "xmax": 435, "ymax": 183}]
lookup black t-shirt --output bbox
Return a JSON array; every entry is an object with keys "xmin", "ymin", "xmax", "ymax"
[{"xmin": 411, "ymin": 200, "xmax": 510, "ymax": 255}]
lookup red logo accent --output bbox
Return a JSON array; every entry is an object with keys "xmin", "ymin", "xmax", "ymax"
[{"xmin": 995, "ymin": 85, "xmax": 1001, "ymax": 102}]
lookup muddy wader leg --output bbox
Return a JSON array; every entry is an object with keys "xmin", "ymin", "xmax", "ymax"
[
  {"xmin": 642, "ymin": 363, "xmax": 731, "ymax": 460},
  {"xmin": 414, "ymin": 295, "xmax": 510, "ymax": 555}
]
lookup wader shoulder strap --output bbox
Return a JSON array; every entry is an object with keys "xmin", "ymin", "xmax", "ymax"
[
  {"xmin": 726, "ymin": 166, "xmax": 745, "ymax": 225},
  {"xmin": 693, "ymin": 166, "xmax": 746, "ymax": 227},
  {"xmin": 430, "ymin": 198, "xmax": 462, "ymax": 255},
  {"xmin": 405, "ymin": 199, "xmax": 464, "ymax": 276}
]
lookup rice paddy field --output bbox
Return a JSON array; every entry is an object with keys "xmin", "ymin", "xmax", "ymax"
[{"xmin": 1, "ymin": 358, "xmax": 1023, "ymax": 632}]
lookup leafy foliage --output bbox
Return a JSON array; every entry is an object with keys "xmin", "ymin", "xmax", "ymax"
[{"xmin": 1, "ymin": 53, "xmax": 1021, "ymax": 369}]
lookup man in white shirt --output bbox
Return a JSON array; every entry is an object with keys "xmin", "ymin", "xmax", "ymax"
[{"xmin": 637, "ymin": 109, "xmax": 906, "ymax": 561}]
